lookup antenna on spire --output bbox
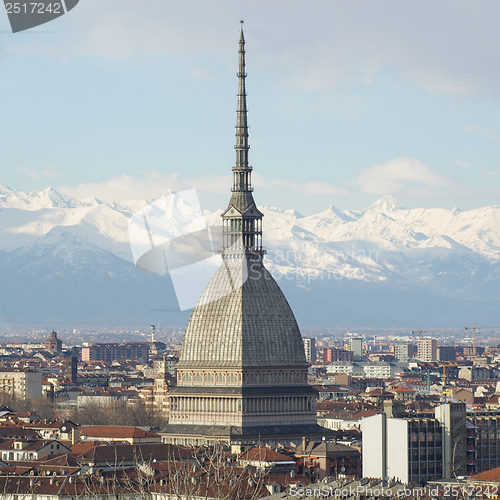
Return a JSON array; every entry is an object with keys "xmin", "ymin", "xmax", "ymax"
[{"xmin": 239, "ymin": 19, "xmax": 245, "ymax": 42}]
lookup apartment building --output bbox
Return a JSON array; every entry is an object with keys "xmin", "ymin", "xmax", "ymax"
[
  {"xmin": 0, "ymin": 369, "xmax": 42, "ymax": 399},
  {"xmin": 303, "ymin": 338, "xmax": 316, "ymax": 363},
  {"xmin": 81, "ymin": 343, "xmax": 150, "ymax": 362},
  {"xmin": 362, "ymin": 403, "xmax": 500, "ymax": 484},
  {"xmin": 394, "ymin": 344, "xmax": 415, "ymax": 362},
  {"xmin": 417, "ymin": 339, "xmax": 437, "ymax": 361}
]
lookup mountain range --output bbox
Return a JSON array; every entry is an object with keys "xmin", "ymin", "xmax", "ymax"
[{"xmin": 0, "ymin": 184, "xmax": 499, "ymax": 329}]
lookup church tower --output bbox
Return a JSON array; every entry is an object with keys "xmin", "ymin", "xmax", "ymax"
[{"xmin": 163, "ymin": 25, "xmax": 324, "ymax": 448}]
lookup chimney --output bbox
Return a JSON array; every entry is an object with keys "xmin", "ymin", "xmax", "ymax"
[
  {"xmin": 384, "ymin": 399, "xmax": 404, "ymax": 418},
  {"xmin": 301, "ymin": 436, "xmax": 307, "ymax": 450},
  {"xmin": 71, "ymin": 427, "xmax": 80, "ymax": 445}
]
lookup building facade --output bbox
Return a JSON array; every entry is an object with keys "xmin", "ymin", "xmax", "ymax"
[
  {"xmin": 466, "ymin": 411, "xmax": 500, "ymax": 475},
  {"xmin": 0, "ymin": 369, "xmax": 42, "ymax": 399},
  {"xmin": 360, "ymin": 403, "xmax": 500, "ymax": 484},
  {"xmin": 437, "ymin": 346, "xmax": 457, "ymax": 362},
  {"xmin": 363, "ymin": 362, "xmax": 399, "ymax": 379},
  {"xmin": 303, "ymin": 338, "xmax": 316, "ymax": 363},
  {"xmin": 81, "ymin": 343, "xmax": 150, "ymax": 362},
  {"xmin": 44, "ymin": 331, "xmax": 62, "ymax": 354},
  {"xmin": 323, "ymin": 348, "xmax": 354, "ymax": 363},
  {"xmin": 349, "ymin": 338, "xmax": 363, "ymax": 358},
  {"xmin": 325, "ymin": 362, "xmax": 364, "ymax": 377},
  {"xmin": 394, "ymin": 344, "xmax": 415, "ymax": 362},
  {"xmin": 417, "ymin": 339, "xmax": 437, "ymax": 361}
]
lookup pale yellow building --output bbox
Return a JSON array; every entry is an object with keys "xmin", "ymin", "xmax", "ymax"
[{"xmin": 0, "ymin": 369, "xmax": 42, "ymax": 400}]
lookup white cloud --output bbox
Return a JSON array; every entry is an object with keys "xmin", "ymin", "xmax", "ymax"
[
  {"xmin": 465, "ymin": 123, "xmax": 500, "ymax": 143},
  {"xmin": 58, "ymin": 171, "xmax": 229, "ymax": 203},
  {"xmin": 16, "ymin": 165, "xmax": 59, "ymax": 180},
  {"xmin": 357, "ymin": 158, "xmax": 450, "ymax": 196},
  {"xmin": 7, "ymin": 0, "xmax": 500, "ymax": 96},
  {"xmin": 59, "ymin": 170, "xmax": 345, "ymax": 203}
]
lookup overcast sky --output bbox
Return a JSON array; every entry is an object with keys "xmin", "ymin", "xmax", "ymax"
[{"xmin": 1, "ymin": 0, "xmax": 499, "ymax": 213}]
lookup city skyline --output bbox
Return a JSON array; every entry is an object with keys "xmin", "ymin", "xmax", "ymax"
[{"xmin": 0, "ymin": 4, "xmax": 498, "ymax": 497}]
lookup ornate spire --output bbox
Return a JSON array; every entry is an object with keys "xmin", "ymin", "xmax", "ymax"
[
  {"xmin": 235, "ymin": 22, "xmax": 249, "ymax": 172},
  {"xmin": 221, "ymin": 23, "xmax": 264, "ymax": 258}
]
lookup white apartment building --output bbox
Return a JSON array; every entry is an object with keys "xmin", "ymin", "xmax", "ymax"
[
  {"xmin": 302, "ymin": 337, "xmax": 316, "ymax": 363},
  {"xmin": 326, "ymin": 362, "xmax": 399, "ymax": 379},
  {"xmin": 325, "ymin": 362, "xmax": 365, "ymax": 377},
  {"xmin": 363, "ymin": 362, "xmax": 399, "ymax": 379}
]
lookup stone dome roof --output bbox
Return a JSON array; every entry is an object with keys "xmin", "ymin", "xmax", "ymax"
[{"xmin": 178, "ymin": 259, "xmax": 307, "ymax": 369}]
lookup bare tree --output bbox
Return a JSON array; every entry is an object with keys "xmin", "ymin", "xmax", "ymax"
[{"xmin": 0, "ymin": 390, "xmax": 56, "ymax": 420}]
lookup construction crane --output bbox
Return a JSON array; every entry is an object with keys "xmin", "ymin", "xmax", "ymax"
[
  {"xmin": 411, "ymin": 329, "xmax": 431, "ymax": 341},
  {"xmin": 411, "ymin": 329, "xmax": 422, "ymax": 340}
]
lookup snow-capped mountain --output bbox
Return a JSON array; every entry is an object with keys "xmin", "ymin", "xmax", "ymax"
[{"xmin": 0, "ymin": 186, "xmax": 499, "ymax": 327}]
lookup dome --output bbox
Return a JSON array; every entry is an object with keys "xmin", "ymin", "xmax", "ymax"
[{"xmin": 178, "ymin": 259, "xmax": 307, "ymax": 369}]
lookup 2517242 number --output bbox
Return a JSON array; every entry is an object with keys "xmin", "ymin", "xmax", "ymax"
[{"xmin": 5, "ymin": 2, "xmax": 62, "ymax": 14}]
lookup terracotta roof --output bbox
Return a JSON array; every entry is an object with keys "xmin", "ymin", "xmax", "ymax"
[
  {"xmin": 470, "ymin": 466, "xmax": 500, "ymax": 482},
  {"xmin": 70, "ymin": 441, "xmax": 99, "ymax": 455},
  {"xmin": 79, "ymin": 426, "xmax": 160, "ymax": 439},
  {"xmin": 296, "ymin": 440, "xmax": 360, "ymax": 458},
  {"xmin": 352, "ymin": 410, "xmax": 380, "ymax": 419},
  {"xmin": 0, "ymin": 476, "xmax": 136, "ymax": 496},
  {"xmin": 359, "ymin": 388, "xmax": 393, "ymax": 397},
  {"xmin": 77, "ymin": 443, "xmax": 193, "ymax": 464},
  {"xmin": 150, "ymin": 466, "xmax": 270, "ymax": 498},
  {"xmin": 313, "ymin": 385, "xmax": 342, "ymax": 392},
  {"xmin": 239, "ymin": 447, "xmax": 295, "ymax": 463},
  {"xmin": 390, "ymin": 386, "xmax": 416, "ymax": 393},
  {"xmin": 0, "ymin": 428, "xmax": 38, "ymax": 439}
]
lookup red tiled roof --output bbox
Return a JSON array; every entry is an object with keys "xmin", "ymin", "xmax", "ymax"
[
  {"xmin": 470, "ymin": 466, "xmax": 500, "ymax": 482},
  {"xmin": 390, "ymin": 386, "xmax": 416, "ymax": 393},
  {"xmin": 352, "ymin": 410, "xmax": 380, "ymax": 419},
  {"xmin": 79, "ymin": 426, "xmax": 159, "ymax": 439},
  {"xmin": 239, "ymin": 447, "xmax": 294, "ymax": 463},
  {"xmin": 70, "ymin": 441, "xmax": 99, "ymax": 455}
]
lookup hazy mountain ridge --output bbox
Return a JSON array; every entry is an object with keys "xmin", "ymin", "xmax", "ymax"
[{"xmin": 0, "ymin": 186, "xmax": 498, "ymax": 327}]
